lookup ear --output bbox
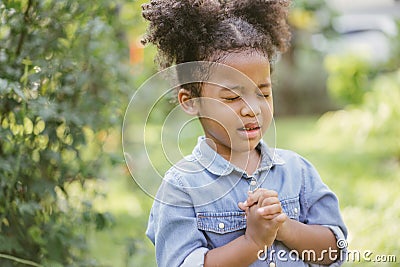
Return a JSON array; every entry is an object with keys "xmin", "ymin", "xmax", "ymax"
[{"xmin": 178, "ymin": 88, "xmax": 199, "ymax": 116}]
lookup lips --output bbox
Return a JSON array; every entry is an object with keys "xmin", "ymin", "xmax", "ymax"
[
  {"xmin": 237, "ymin": 122, "xmax": 262, "ymax": 139},
  {"xmin": 239, "ymin": 122, "xmax": 261, "ymax": 131}
]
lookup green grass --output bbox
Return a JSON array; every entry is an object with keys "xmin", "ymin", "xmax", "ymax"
[
  {"xmin": 88, "ymin": 115, "xmax": 400, "ymax": 266},
  {"xmin": 85, "ymin": 160, "xmax": 156, "ymax": 267}
]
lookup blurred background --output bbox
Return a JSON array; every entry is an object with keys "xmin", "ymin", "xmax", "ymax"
[{"xmin": 0, "ymin": 0, "xmax": 399, "ymax": 266}]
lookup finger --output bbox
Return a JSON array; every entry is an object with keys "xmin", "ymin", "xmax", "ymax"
[
  {"xmin": 257, "ymin": 203, "xmax": 282, "ymax": 216},
  {"xmin": 245, "ymin": 191, "xmax": 259, "ymax": 207},
  {"xmin": 260, "ymin": 197, "xmax": 280, "ymax": 207},
  {"xmin": 238, "ymin": 201, "xmax": 247, "ymax": 211},
  {"xmin": 260, "ymin": 213, "xmax": 280, "ymax": 220},
  {"xmin": 258, "ymin": 189, "xmax": 278, "ymax": 198},
  {"xmin": 274, "ymin": 212, "xmax": 288, "ymax": 224},
  {"xmin": 247, "ymin": 189, "xmax": 278, "ymax": 200},
  {"xmin": 247, "ymin": 189, "xmax": 278, "ymax": 207},
  {"xmin": 239, "ymin": 200, "xmax": 253, "ymax": 208},
  {"xmin": 261, "ymin": 212, "xmax": 288, "ymax": 223}
]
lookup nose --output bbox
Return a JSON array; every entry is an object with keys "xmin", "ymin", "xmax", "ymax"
[{"xmin": 240, "ymin": 96, "xmax": 261, "ymax": 117}]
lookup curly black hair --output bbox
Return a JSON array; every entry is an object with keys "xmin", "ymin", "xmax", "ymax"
[{"xmin": 142, "ymin": 0, "xmax": 291, "ymax": 96}]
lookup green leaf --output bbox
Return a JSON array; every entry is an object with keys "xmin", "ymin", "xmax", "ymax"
[
  {"xmin": 0, "ymin": 235, "xmax": 24, "ymax": 253},
  {"xmin": 18, "ymin": 202, "xmax": 42, "ymax": 216},
  {"xmin": 0, "ymin": 78, "xmax": 10, "ymax": 94},
  {"xmin": 10, "ymin": 82, "xmax": 26, "ymax": 100},
  {"xmin": 28, "ymin": 226, "xmax": 46, "ymax": 246}
]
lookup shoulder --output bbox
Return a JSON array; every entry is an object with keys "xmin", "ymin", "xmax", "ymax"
[
  {"xmin": 172, "ymin": 154, "xmax": 203, "ymax": 174},
  {"xmin": 154, "ymin": 157, "xmax": 201, "ymax": 207},
  {"xmin": 273, "ymin": 148, "xmax": 322, "ymax": 183},
  {"xmin": 162, "ymin": 154, "xmax": 217, "ymax": 191},
  {"xmin": 165, "ymin": 155, "xmax": 204, "ymax": 181},
  {"xmin": 161, "ymin": 155, "xmax": 240, "ymax": 207}
]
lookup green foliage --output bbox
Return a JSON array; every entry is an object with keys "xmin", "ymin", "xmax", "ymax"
[
  {"xmin": 321, "ymin": 19, "xmax": 400, "ymax": 158},
  {"xmin": 324, "ymin": 54, "xmax": 374, "ymax": 106},
  {"xmin": 0, "ymin": 0, "xmax": 132, "ymax": 265},
  {"xmin": 387, "ymin": 20, "xmax": 400, "ymax": 72},
  {"xmin": 319, "ymin": 70, "xmax": 400, "ymax": 158},
  {"xmin": 273, "ymin": 1, "xmax": 339, "ymax": 116}
]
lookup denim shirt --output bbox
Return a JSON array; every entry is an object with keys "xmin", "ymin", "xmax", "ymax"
[{"xmin": 146, "ymin": 136, "xmax": 347, "ymax": 267}]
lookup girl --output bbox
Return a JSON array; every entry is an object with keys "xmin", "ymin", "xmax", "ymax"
[{"xmin": 142, "ymin": 0, "xmax": 347, "ymax": 266}]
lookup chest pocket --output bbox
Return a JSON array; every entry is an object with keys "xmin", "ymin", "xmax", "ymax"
[
  {"xmin": 281, "ymin": 196, "xmax": 301, "ymax": 220},
  {"xmin": 196, "ymin": 211, "xmax": 246, "ymax": 234}
]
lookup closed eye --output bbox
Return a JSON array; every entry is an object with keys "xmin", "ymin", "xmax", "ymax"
[
  {"xmin": 224, "ymin": 95, "xmax": 240, "ymax": 101},
  {"xmin": 257, "ymin": 93, "xmax": 270, "ymax": 98},
  {"xmin": 222, "ymin": 94, "xmax": 240, "ymax": 101}
]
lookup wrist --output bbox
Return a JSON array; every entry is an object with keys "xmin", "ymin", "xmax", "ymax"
[
  {"xmin": 276, "ymin": 218, "xmax": 293, "ymax": 242},
  {"xmin": 244, "ymin": 232, "xmax": 263, "ymax": 251}
]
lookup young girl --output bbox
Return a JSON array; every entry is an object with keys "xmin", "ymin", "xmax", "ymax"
[{"xmin": 142, "ymin": 0, "xmax": 347, "ymax": 266}]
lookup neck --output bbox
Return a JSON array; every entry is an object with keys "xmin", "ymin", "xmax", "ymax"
[{"xmin": 209, "ymin": 142, "xmax": 261, "ymax": 176}]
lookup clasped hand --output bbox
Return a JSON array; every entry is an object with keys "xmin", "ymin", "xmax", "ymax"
[{"xmin": 238, "ymin": 189, "xmax": 287, "ymax": 249}]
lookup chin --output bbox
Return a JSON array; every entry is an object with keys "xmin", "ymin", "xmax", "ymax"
[{"xmin": 232, "ymin": 139, "xmax": 260, "ymax": 152}]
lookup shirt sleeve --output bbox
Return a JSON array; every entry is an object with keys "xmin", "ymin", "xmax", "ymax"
[
  {"xmin": 181, "ymin": 247, "xmax": 209, "ymax": 267},
  {"xmin": 146, "ymin": 169, "xmax": 209, "ymax": 267},
  {"xmin": 299, "ymin": 157, "xmax": 348, "ymax": 266}
]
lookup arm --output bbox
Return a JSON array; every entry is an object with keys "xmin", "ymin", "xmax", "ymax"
[
  {"xmin": 276, "ymin": 219, "xmax": 339, "ymax": 265},
  {"xmin": 274, "ymin": 155, "xmax": 348, "ymax": 265},
  {"xmin": 204, "ymin": 234, "xmax": 260, "ymax": 267},
  {"xmin": 281, "ymin": 157, "xmax": 348, "ymax": 265}
]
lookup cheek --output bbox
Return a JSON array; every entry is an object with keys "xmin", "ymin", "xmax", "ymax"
[
  {"xmin": 269, "ymin": 98, "xmax": 274, "ymax": 114},
  {"xmin": 199, "ymin": 117, "xmax": 232, "ymax": 143},
  {"xmin": 262, "ymin": 98, "xmax": 273, "ymax": 116},
  {"xmin": 199, "ymin": 101, "xmax": 239, "ymax": 119},
  {"xmin": 199, "ymin": 111, "xmax": 237, "ymax": 134},
  {"xmin": 260, "ymin": 100, "xmax": 273, "ymax": 128}
]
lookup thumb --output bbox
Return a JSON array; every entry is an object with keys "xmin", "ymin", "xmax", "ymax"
[{"xmin": 275, "ymin": 212, "xmax": 288, "ymax": 224}]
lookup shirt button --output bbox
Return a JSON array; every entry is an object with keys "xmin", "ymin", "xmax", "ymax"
[
  {"xmin": 218, "ymin": 222, "xmax": 225, "ymax": 229},
  {"xmin": 294, "ymin": 208, "xmax": 298, "ymax": 214},
  {"xmin": 250, "ymin": 180, "xmax": 257, "ymax": 186},
  {"xmin": 269, "ymin": 262, "xmax": 276, "ymax": 267}
]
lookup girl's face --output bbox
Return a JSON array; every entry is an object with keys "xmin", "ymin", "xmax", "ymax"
[{"xmin": 197, "ymin": 50, "xmax": 273, "ymax": 156}]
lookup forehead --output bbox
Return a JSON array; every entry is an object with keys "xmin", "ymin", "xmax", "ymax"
[{"xmin": 206, "ymin": 50, "xmax": 271, "ymax": 88}]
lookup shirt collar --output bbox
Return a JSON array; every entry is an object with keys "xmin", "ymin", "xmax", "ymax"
[{"xmin": 192, "ymin": 136, "xmax": 285, "ymax": 176}]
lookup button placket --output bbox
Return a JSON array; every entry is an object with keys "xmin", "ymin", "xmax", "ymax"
[{"xmin": 248, "ymin": 176, "xmax": 257, "ymax": 192}]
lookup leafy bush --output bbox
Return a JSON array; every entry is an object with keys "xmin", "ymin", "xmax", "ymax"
[
  {"xmin": 0, "ymin": 0, "xmax": 132, "ymax": 266},
  {"xmin": 318, "ymin": 69, "xmax": 400, "ymax": 156},
  {"xmin": 319, "ymin": 20, "xmax": 400, "ymax": 159},
  {"xmin": 324, "ymin": 54, "xmax": 374, "ymax": 106}
]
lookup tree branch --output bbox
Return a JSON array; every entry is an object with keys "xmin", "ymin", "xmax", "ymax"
[{"xmin": 16, "ymin": 0, "xmax": 33, "ymax": 57}]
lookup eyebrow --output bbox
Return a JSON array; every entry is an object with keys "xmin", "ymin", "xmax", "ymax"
[
  {"xmin": 223, "ymin": 83, "xmax": 270, "ymax": 89},
  {"xmin": 220, "ymin": 85, "xmax": 243, "ymax": 91},
  {"xmin": 218, "ymin": 82, "xmax": 271, "ymax": 92},
  {"xmin": 258, "ymin": 83, "xmax": 271, "ymax": 88}
]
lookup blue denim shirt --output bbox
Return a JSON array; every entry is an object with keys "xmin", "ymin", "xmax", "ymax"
[{"xmin": 146, "ymin": 136, "xmax": 347, "ymax": 267}]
